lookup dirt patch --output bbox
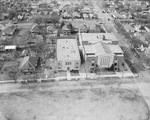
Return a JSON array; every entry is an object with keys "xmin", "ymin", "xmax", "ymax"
[{"xmin": 0, "ymin": 88, "xmax": 148, "ymax": 120}]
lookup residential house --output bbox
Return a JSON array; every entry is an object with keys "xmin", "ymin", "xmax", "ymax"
[
  {"xmin": 31, "ymin": 24, "xmax": 46, "ymax": 34},
  {"xmin": 19, "ymin": 56, "xmax": 37, "ymax": 73},
  {"xmin": 47, "ymin": 25, "xmax": 58, "ymax": 34},
  {"xmin": 124, "ymin": 24, "xmax": 137, "ymax": 33},
  {"xmin": 83, "ymin": 13, "xmax": 89, "ymax": 19},
  {"xmin": 56, "ymin": 39, "xmax": 80, "ymax": 71},
  {"xmin": 73, "ymin": 12, "xmax": 81, "ymax": 19},
  {"xmin": 61, "ymin": 24, "xmax": 71, "ymax": 35},
  {"xmin": 139, "ymin": 26, "xmax": 149, "ymax": 32},
  {"xmin": 62, "ymin": 12, "xmax": 71, "ymax": 19},
  {"xmin": 81, "ymin": 7, "xmax": 92, "ymax": 14},
  {"xmin": 79, "ymin": 24, "xmax": 88, "ymax": 33},
  {"xmin": 2, "ymin": 25, "xmax": 16, "ymax": 36}
]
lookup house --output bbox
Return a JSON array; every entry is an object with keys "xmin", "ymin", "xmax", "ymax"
[
  {"xmin": 83, "ymin": 13, "xmax": 89, "ymax": 19},
  {"xmin": 79, "ymin": 33, "xmax": 119, "ymax": 45},
  {"xmin": 4, "ymin": 45, "xmax": 17, "ymax": 52},
  {"xmin": 2, "ymin": 26, "xmax": 16, "ymax": 36},
  {"xmin": 139, "ymin": 26, "xmax": 149, "ymax": 32},
  {"xmin": 19, "ymin": 56, "xmax": 37, "ymax": 73},
  {"xmin": 124, "ymin": 24, "xmax": 137, "ymax": 33},
  {"xmin": 73, "ymin": 12, "xmax": 81, "ymax": 19},
  {"xmin": 79, "ymin": 24, "xmax": 88, "ymax": 33},
  {"xmin": 56, "ymin": 39, "xmax": 80, "ymax": 71},
  {"xmin": 31, "ymin": 24, "xmax": 46, "ymax": 34},
  {"xmin": 62, "ymin": 12, "xmax": 71, "ymax": 19},
  {"xmin": 81, "ymin": 7, "xmax": 92, "ymax": 14},
  {"xmin": 47, "ymin": 25, "xmax": 58, "ymax": 34},
  {"xmin": 61, "ymin": 24, "xmax": 71, "ymax": 35}
]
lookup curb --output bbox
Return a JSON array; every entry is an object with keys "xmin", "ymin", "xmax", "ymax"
[{"xmin": 0, "ymin": 74, "xmax": 138, "ymax": 84}]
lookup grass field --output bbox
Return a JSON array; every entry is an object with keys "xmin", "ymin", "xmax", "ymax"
[{"xmin": 0, "ymin": 88, "xmax": 148, "ymax": 120}]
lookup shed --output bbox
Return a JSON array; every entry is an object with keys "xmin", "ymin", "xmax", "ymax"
[{"xmin": 4, "ymin": 45, "xmax": 17, "ymax": 50}]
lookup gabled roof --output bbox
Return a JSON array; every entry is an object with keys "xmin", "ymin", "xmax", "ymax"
[
  {"xmin": 62, "ymin": 25, "xmax": 70, "ymax": 31},
  {"xmin": 80, "ymin": 24, "xmax": 88, "ymax": 30},
  {"xmin": 139, "ymin": 26, "xmax": 146, "ymax": 31},
  {"xmin": 84, "ymin": 42, "xmax": 112, "ymax": 56},
  {"xmin": 3, "ymin": 26, "xmax": 16, "ymax": 34},
  {"xmin": 19, "ymin": 56, "xmax": 37, "ymax": 69}
]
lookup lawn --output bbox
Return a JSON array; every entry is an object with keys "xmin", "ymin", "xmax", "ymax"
[{"xmin": 0, "ymin": 88, "xmax": 148, "ymax": 120}]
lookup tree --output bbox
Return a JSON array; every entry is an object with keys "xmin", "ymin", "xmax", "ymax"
[
  {"xmin": 8, "ymin": 67, "xmax": 20, "ymax": 83},
  {"xmin": 50, "ymin": 12, "xmax": 60, "ymax": 26},
  {"xmin": 34, "ymin": 16, "xmax": 43, "ymax": 25},
  {"xmin": 8, "ymin": 10, "xmax": 16, "ymax": 19}
]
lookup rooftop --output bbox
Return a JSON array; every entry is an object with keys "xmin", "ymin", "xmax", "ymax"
[
  {"xmin": 108, "ymin": 44, "xmax": 123, "ymax": 54},
  {"xmin": 57, "ymin": 39, "xmax": 80, "ymax": 60},
  {"xmin": 80, "ymin": 33, "xmax": 118, "ymax": 43},
  {"xmin": 84, "ymin": 42, "xmax": 112, "ymax": 56},
  {"xmin": 84, "ymin": 42, "xmax": 123, "ymax": 55}
]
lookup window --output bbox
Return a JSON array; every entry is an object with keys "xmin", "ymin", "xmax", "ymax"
[
  {"xmin": 58, "ymin": 67, "xmax": 60, "ymax": 69},
  {"xmin": 66, "ymin": 62, "xmax": 71, "ymax": 65},
  {"xmin": 114, "ymin": 63, "xmax": 117, "ymax": 66},
  {"xmin": 76, "ymin": 66, "xmax": 78, "ymax": 69},
  {"xmin": 58, "ymin": 63, "xmax": 60, "ymax": 65},
  {"xmin": 91, "ymin": 63, "xmax": 94, "ymax": 66}
]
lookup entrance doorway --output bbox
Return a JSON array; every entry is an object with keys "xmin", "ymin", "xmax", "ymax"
[{"xmin": 67, "ymin": 67, "xmax": 70, "ymax": 71}]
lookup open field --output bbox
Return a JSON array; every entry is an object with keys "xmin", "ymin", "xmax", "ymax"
[{"xmin": 0, "ymin": 87, "xmax": 148, "ymax": 120}]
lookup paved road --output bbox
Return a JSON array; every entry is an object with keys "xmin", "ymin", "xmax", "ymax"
[{"xmin": 5, "ymin": 22, "xmax": 34, "ymax": 28}]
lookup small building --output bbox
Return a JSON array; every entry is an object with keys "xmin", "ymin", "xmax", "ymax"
[
  {"xmin": 61, "ymin": 25, "xmax": 71, "ymax": 35},
  {"xmin": 83, "ymin": 13, "xmax": 89, "ymax": 19},
  {"xmin": 79, "ymin": 24, "xmax": 88, "ymax": 33},
  {"xmin": 2, "ymin": 26, "xmax": 16, "ymax": 36},
  {"xmin": 47, "ymin": 25, "xmax": 58, "ymax": 34},
  {"xmin": 139, "ymin": 26, "xmax": 149, "ymax": 32},
  {"xmin": 56, "ymin": 39, "xmax": 80, "ymax": 71},
  {"xmin": 81, "ymin": 7, "xmax": 92, "ymax": 14},
  {"xmin": 19, "ymin": 56, "xmax": 37, "ymax": 73},
  {"xmin": 62, "ymin": 12, "xmax": 71, "ymax": 19},
  {"xmin": 4, "ymin": 45, "xmax": 17, "ymax": 52},
  {"xmin": 73, "ymin": 12, "xmax": 81, "ymax": 19}
]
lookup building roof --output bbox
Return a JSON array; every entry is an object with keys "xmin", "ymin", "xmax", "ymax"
[
  {"xmin": 19, "ymin": 56, "xmax": 37, "ymax": 69},
  {"xmin": 107, "ymin": 44, "xmax": 123, "ymax": 54},
  {"xmin": 84, "ymin": 45, "xmax": 95, "ymax": 54},
  {"xmin": 3, "ymin": 26, "xmax": 16, "ymax": 34},
  {"xmin": 84, "ymin": 42, "xmax": 112, "ymax": 56},
  {"xmin": 80, "ymin": 33, "xmax": 118, "ymax": 43},
  {"xmin": 57, "ymin": 39, "xmax": 80, "ymax": 60},
  {"xmin": 4, "ymin": 45, "xmax": 17, "ymax": 50},
  {"xmin": 62, "ymin": 25, "xmax": 70, "ymax": 31}
]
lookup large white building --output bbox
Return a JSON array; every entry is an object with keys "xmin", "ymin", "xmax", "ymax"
[
  {"xmin": 79, "ymin": 33, "xmax": 124, "ymax": 71},
  {"xmin": 56, "ymin": 39, "xmax": 81, "ymax": 71}
]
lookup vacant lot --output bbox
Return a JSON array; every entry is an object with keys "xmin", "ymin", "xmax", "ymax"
[{"xmin": 0, "ymin": 88, "xmax": 148, "ymax": 120}]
